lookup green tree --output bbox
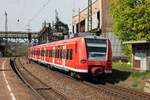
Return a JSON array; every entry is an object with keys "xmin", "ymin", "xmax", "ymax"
[
  {"xmin": 110, "ymin": 0, "xmax": 150, "ymax": 58},
  {"xmin": 110, "ymin": 0, "xmax": 150, "ymax": 41}
]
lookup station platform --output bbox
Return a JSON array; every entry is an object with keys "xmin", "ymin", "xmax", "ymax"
[{"xmin": 0, "ymin": 58, "xmax": 36, "ymax": 100}]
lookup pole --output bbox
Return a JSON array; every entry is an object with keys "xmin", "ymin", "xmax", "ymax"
[
  {"xmin": 5, "ymin": 11, "xmax": 8, "ymax": 32},
  {"xmin": 87, "ymin": 0, "xmax": 92, "ymax": 31},
  {"xmin": 78, "ymin": 8, "xmax": 80, "ymax": 33},
  {"xmin": 4, "ymin": 11, "xmax": 8, "ymax": 57}
]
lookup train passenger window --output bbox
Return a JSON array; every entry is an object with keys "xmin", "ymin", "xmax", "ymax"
[
  {"xmin": 52, "ymin": 50, "xmax": 55, "ymax": 58},
  {"xmin": 44, "ymin": 50, "xmax": 46, "ymax": 56},
  {"xmin": 57, "ymin": 50, "xmax": 58, "ymax": 58},
  {"xmin": 62, "ymin": 49, "xmax": 66, "ymax": 59},
  {"xmin": 55, "ymin": 50, "xmax": 57, "ymax": 58},
  {"xmin": 49, "ymin": 50, "xmax": 51, "ymax": 57},
  {"xmin": 43, "ymin": 50, "xmax": 44, "ymax": 56},
  {"xmin": 58, "ymin": 50, "xmax": 60, "ymax": 58},
  {"xmin": 41, "ymin": 50, "xmax": 43, "ymax": 56},
  {"xmin": 46, "ymin": 50, "xmax": 48, "ymax": 57},
  {"xmin": 38, "ymin": 51, "xmax": 40, "ymax": 55},
  {"xmin": 66, "ymin": 49, "xmax": 69, "ymax": 60},
  {"xmin": 70, "ymin": 49, "xmax": 73, "ymax": 60},
  {"xmin": 56, "ymin": 50, "xmax": 57, "ymax": 58},
  {"xmin": 60, "ymin": 49, "xmax": 62, "ymax": 59},
  {"xmin": 56, "ymin": 50, "xmax": 58, "ymax": 58},
  {"xmin": 51, "ymin": 50, "xmax": 52, "ymax": 57}
]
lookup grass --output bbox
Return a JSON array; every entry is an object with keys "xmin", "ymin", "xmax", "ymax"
[
  {"xmin": 112, "ymin": 62, "xmax": 150, "ymax": 90},
  {"xmin": 113, "ymin": 61, "xmax": 150, "ymax": 79},
  {"xmin": 113, "ymin": 61, "xmax": 150, "ymax": 89},
  {"xmin": 113, "ymin": 61, "xmax": 131, "ymax": 71}
]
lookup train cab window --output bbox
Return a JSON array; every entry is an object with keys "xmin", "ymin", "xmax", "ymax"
[
  {"xmin": 85, "ymin": 38, "xmax": 107, "ymax": 60},
  {"xmin": 70, "ymin": 49, "xmax": 73, "ymax": 60}
]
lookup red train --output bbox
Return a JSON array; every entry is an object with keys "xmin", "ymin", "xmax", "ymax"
[{"xmin": 28, "ymin": 36, "xmax": 112, "ymax": 78}]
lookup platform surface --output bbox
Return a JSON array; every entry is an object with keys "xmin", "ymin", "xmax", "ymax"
[{"xmin": 0, "ymin": 58, "xmax": 36, "ymax": 100}]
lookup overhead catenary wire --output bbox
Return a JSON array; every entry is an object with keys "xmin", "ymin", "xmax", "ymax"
[{"xmin": 28, "ymin": 0, "xmax": 52, "ymax": 24}]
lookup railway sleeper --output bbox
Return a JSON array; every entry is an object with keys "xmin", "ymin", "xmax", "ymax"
[
  {"xmin": 0, "ymin": 69, "xmax": 11, "ymax": 71},
  {"xmin": 35, "ymin": 87, "xmax": 52, "ymax": 91}
]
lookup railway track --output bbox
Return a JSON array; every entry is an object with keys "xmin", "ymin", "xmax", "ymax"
[
  {"xmin": 17, "ymin": 57, "xmax": 150, "ymax": 100},
  {"xmin": 105, "ymin": 83, "xmax": 150, "ymax": 100},
  {"xmin": 10, "ymin": 58, "xmax": 68, "ymax": 100},
  {"xmin": 83, "ymin": 81, "xmax": 150, "ymax": 100}
]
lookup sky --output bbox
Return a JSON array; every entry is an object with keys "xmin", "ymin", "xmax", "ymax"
[{"xmin": 0, "ymin": 0, "xmax": 94, "ymax": 32}]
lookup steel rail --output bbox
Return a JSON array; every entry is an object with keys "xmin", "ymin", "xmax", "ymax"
[{"xmin": 10, "ymin": 58, "xmax": 46, "ymax": 100}]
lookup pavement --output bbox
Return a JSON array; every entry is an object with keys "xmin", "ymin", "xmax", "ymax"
[{"xmin": 0, "ymin": 58, "xmax": 36, "ymax": 100}]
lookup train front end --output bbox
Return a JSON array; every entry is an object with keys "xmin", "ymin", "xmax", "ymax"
[{"xmin": 85, "ymin": 37, "xmax": 112, "ymax": 77}]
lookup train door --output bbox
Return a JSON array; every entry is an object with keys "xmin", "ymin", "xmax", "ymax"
[
  {"xmin": 52, "ymin": 46, "xmax": 55, "ymax": 64},
  {"xmin": 62, "ymin": 45, "xmax": 66, "ymax": 67}
]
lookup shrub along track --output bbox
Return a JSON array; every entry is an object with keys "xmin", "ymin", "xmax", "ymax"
[{"xmin": 10, "ymin": 58, "xmax": 67, "ymax": 100}]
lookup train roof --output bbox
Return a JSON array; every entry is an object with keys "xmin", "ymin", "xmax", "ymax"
[{"xmin": 30, "ymin": 36, "xmax": 108, "ymax": 49}]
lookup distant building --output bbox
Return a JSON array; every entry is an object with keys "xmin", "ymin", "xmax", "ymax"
[
  {"xmin": 37, "ymin": 20, "xmax": 69, "ymax": 44},
  {"xmin": 72, "ymin": 0, "xmax": 124, "ymax": 58},
  {"xmin": 38, "ymin": 22, "xmax": 53, "ymax": 44}
]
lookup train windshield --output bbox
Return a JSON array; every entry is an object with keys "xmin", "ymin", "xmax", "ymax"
[{"xmin": 85, "ymin": 38, "xmax": 107, "ymax": 60}]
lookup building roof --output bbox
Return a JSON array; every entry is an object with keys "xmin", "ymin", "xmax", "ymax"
[{"xmin": 123, "ymin": 40, "xmax": 150, "ymax": 44}]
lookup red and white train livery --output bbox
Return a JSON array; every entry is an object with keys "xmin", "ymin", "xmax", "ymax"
[{"xmin": 28, "ymin": 36, "xmax": 112, "ymax": 77}]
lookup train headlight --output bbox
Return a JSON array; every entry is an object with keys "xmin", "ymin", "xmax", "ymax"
[
  {"xmin": 81, "ymin": 59, "xmax": 87, "ymax": 64},
  {"xmin": 107, "ymin": 61, "xmax": 112, "ymax": 64}
]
